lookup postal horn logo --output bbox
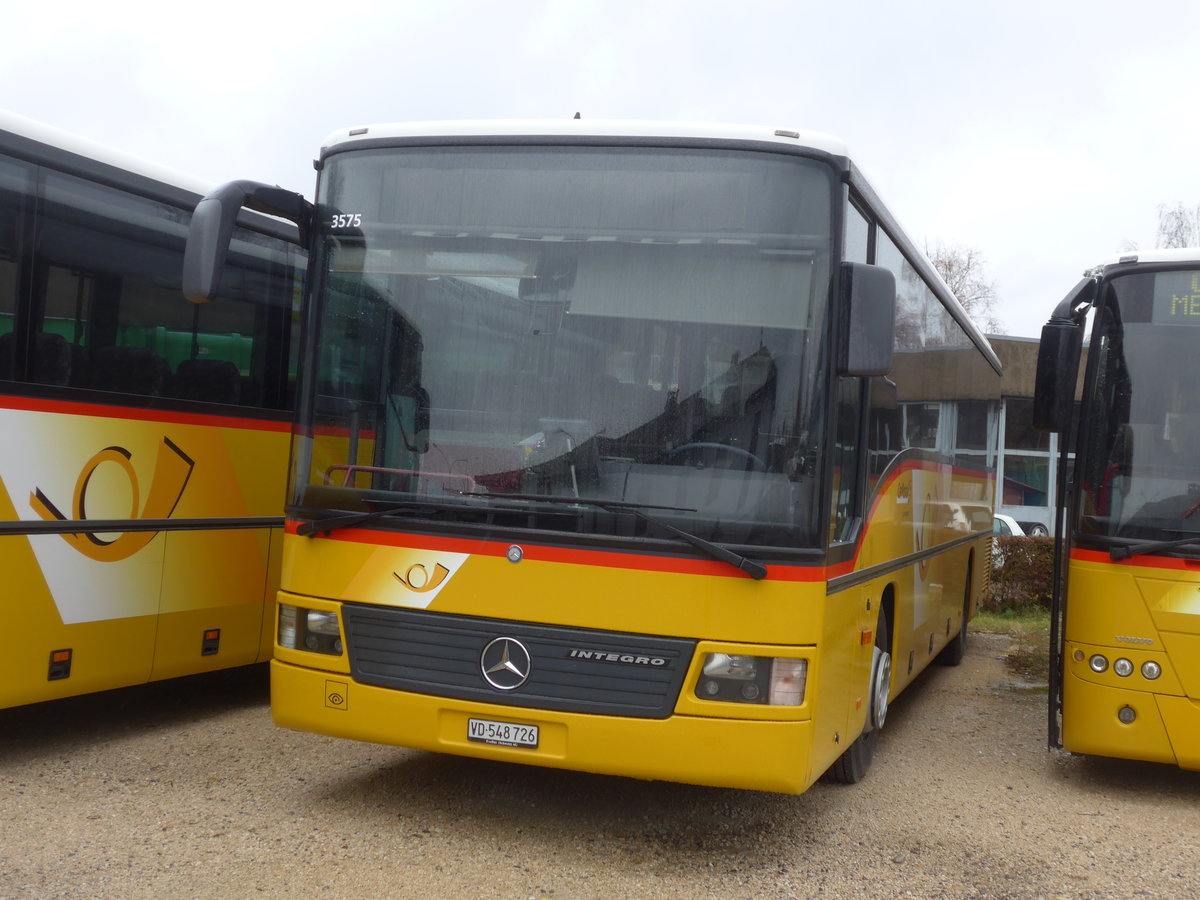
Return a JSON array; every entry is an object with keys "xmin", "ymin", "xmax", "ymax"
[
  {"xmin": 394, "ymin": 563, "xmax": 452, "ymax": 593},
  {"xmin": 29, "ymin": 437, "xmax": 194, "ymax": 562},
  {"xmin": 389, "ymin": 553, "xmax": 468, "ymax": 609}
]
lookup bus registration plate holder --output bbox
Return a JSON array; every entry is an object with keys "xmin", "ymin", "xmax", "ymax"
[{"xmin": 467, "ymin": 717, "xmax": 539, "ymax": 749}]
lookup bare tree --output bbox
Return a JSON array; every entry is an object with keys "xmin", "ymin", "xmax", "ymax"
[
  {"xmin": 1156, "ymin": 202, "xmax": 1200, "ymax": 249},
  {"xmin": 924, "ymin": 240, "xmax": 1004, "ymax": 334}
]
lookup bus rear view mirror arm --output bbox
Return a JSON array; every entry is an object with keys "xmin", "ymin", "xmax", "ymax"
[{"xmin": 183, "ymin": 180, "xmax": 313, "ymax": 303}]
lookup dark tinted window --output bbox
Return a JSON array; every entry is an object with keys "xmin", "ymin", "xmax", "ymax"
[
  {"xmin": 0, "ymin": 163, "xmax": 298, "ymax": 407},
  {"xmin": 0, "ymin": 157, "xmax": 34, "ymax": 381}
]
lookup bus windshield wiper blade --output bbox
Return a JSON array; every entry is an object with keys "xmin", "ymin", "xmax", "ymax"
[
  {"xmin": 471, "ymin": 492, "xmax": 769, "ymax": 581},
  {"xmin": 297, "ymin": 501, "xmax": 448, "ymax": 536},
  {"xmin": 628, "ymin": 506, "xmax": 769, "ymax": 580},
  {"xmin": 1110, "ymin": 536, "xmax": 1200, "ymax": 561}
]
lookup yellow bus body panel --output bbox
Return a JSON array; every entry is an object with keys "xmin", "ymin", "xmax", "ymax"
[
  {"xmin": 1156, "ymin": 695, "xmax": 1200, "ymax": 770},
  {"xmin": 271, "ymin": 657, "xmax": 817, "ymax": 794},
  {"xmin": 1, "ymin": 401, "xmax": 288, "ymax": 708},
  {"xmin": 1062, "ymin": 554, "xmax": 1200, "ymax": 769}
]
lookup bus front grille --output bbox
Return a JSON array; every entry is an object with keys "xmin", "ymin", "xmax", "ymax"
[{"xmin": 343, "ymin": 604, "xmax": 694, "ymax": 719}]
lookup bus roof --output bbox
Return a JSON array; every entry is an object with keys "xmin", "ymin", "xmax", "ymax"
[
  {"xmin": 320, "ymin": 119, "xmax": 850, "ymax": 159},
  {"xmin": 0, "ymin": 108, "xmax": 214, "ymax": 197},
  {"xmin": 1, "ymin": 109, "xmax": 301, "ymax": 243},
  {"xmin": 1092, "ymin": 247, "xmax": 1200, "ymax": 272}
]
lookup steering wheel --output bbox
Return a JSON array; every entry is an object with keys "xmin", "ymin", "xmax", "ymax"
[{"xmin": 664, "ymin": 442, "xmax": 767, "ymax": 471}]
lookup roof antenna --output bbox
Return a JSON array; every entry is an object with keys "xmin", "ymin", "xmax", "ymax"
[{"xmin": 573, "ymin": 112, "xmax": 581, "ymax": 119}]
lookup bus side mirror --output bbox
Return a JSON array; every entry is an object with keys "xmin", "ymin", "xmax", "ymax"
[
  {"xmin": 839, "ymin": 261, "xmax": 895, "ymax": 376},
  {"xmin": 1032, "ymin": 320, "xmax": 1081, "ymax": 432},
  {"xmin": 1032, "ymin": 276, "xmax": 1094, "ymax": 432},
  {"xmin": 183, "ymin": 180, "xmax": 312, "ymax": 304},
  {"xmin": 183, "ymin": 192, "xmax": 241, "ymax": 303}
]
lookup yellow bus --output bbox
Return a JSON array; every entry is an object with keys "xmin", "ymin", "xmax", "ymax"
[
  {"xmin": 186, "ymin": 120, "xmax": 1001, "ymax": 793},
  {"xmin": 1035, "ymin": 249, "xmax": 1200, "ymax": 770},
  {"xmin": 0, "ymin": 112, "xmax": 302, "ymax": 708}
]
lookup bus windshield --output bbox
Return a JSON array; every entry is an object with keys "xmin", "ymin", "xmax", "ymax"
[
  {"xmin": 294, "ymin": 146, "xmax": 835, "ymax": 549},
  {"xmin": 1079, "ymin": 269, "xmax": 1200, "ymax": 544}
]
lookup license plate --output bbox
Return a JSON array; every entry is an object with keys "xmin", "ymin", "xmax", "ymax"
[{"xmin": 467, "ymin": 717, "xmax": 539, "ymax": 748}]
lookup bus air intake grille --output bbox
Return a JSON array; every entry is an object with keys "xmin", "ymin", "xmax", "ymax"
[{"xmin": 342, "ymin": 604, "xmax": 695, "ymax": 719}]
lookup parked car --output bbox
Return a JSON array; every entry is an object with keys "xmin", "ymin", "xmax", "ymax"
[
  {"xmin": 993, "ymin": 513, "xmax": 1025, "ymax": 537},
  {"xmin": 992, "ymin": 513, "xmax": 1024, "ymax": 568}
]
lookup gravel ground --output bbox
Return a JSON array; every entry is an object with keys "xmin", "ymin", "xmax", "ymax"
[{"xmin": 1, "ymin": 632, "xmax": 1198, "ymax": 900}]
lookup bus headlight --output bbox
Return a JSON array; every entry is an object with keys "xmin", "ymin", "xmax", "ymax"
[
  {"xmin": 278, "ymin": 604, "xmax": 344, "ymax": 656},
  {"xmin": 696, "ymin": 654, "xmax": 807, "ymax": 706},
  {"xmin": 1089, "ymin": 654, "xmax": 1109, "ymax": 673},
  {"xmin": 1113, "ymin": 658, "xmax": 1134, "ymax": 678},
  {"xmin": 702, "ymin": 653, "xmax": 757, "ymax": 679},
  {"xmin": 1141, "ymin": 660, "xmax": 1162, "ymax": 680}
]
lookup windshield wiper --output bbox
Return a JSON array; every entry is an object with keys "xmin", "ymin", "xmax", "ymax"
[
  {"xmin": 296, "ymin": 500, "xmax": 455, "ymax": 536},
  {"xmin": 299, "ymin": 491, "xmax": 769, "ymax": 580},
  {"xmin": 472, "ymin": 492, "xmax": 769, "ymax": 580},
  {"xmin": 1110, "ymin": 536, "xmax": 1200, "ymax": 561}
]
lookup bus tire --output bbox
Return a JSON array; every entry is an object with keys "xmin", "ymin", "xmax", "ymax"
[
  {"xmin": 935, "ymin": 572, "xmax": 971, "ymax": 667},
  {"xmin": 826, "ymin": 726, "xmax": 877, "ymax": 784},
  {"xmin": 826, "ymin": 614, "xmax": 891, "ymax": 784}
]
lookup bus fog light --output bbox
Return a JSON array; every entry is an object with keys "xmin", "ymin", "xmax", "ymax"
[
  {"xmin": 1141, "ymin": 661, "xmax": 1162, "ymax": 680},
  {"xmin": 1089, "ymin": 654, "xmax": 1109, "ymax": 673},
  {"xmin": 1118, "ymin": 705, "xmax": 1137, "ymax": 725},
  {"xmin": 1113, "ymin": 658, "xmax": 1134, "ymax": 677}
]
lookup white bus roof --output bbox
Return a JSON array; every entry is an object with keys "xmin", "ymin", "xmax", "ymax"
[
  {"xmin": 1094, "ymin": 247, "xmax": 1200, "ymax": 270},
  {"xmin": 0, "ymin": 108, "xmax": 214, "ymax": 196},
  {"xmin": 321, "ymin": 119, "xmax": 850, "ymax": 159}
]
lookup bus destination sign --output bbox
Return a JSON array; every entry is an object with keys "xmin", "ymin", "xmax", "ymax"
[{"xmin": 1153, "ymin": 271, "xmax": 1200, "ymax": 325}]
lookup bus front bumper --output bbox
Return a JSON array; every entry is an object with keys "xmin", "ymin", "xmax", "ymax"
[
  {"xmin": 1062, "ymin": 668, "xmax": 1200, "ymax": 770},
  {"xmin": 270, "ymin": 659, "xmax": 819, "ymax": 794}
]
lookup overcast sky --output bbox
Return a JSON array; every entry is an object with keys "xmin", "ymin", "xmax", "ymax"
[{"xmin": 6, "ymin": 0, "xmax": 1199, "ymax": 337}]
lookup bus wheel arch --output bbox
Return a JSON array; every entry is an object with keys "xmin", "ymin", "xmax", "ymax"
[
  {"xmin": 825, "ymin": 593, "xmax": 893, "ymax": 784},
  {"xmin": 867, "ymin": 588, "xmax": 893, "ymax": 731},
  {"xmin": 935, "ymin": 552, "xmax": 972, "ymax": 667}
]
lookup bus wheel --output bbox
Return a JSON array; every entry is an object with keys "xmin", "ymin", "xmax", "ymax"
[
  {"xmin": 826, "ymin": 619, "xmax": 891, "ymax": 784},
  {"xmin": 936, "ymin": 575, "xmax": 971, "ymax": 667}
]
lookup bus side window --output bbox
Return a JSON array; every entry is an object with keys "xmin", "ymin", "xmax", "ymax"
[
  {"xmin": 30, "ymin": 170, "xmax": 294, "ymax": 408},
  {"xmin": 0, "ymin": 156, "xmax": 34, "ymax": 382}
]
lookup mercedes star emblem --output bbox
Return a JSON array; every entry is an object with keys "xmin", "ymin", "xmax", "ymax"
[{"xmin": 480, "ymin": 637, "xmax": 532, "ymax": 690}]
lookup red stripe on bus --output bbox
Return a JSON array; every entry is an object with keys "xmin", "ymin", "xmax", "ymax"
[
  {"xmin": 284, "ymin": 520, "xmax": 831, "ymax": 581},
  {"xmin": 0, "ymin": 394, "xmax": 292, "ymax": 432},
  {"xmin": 1071, "ymin": 547, "xmax": 1200, "ymax": 570}
]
